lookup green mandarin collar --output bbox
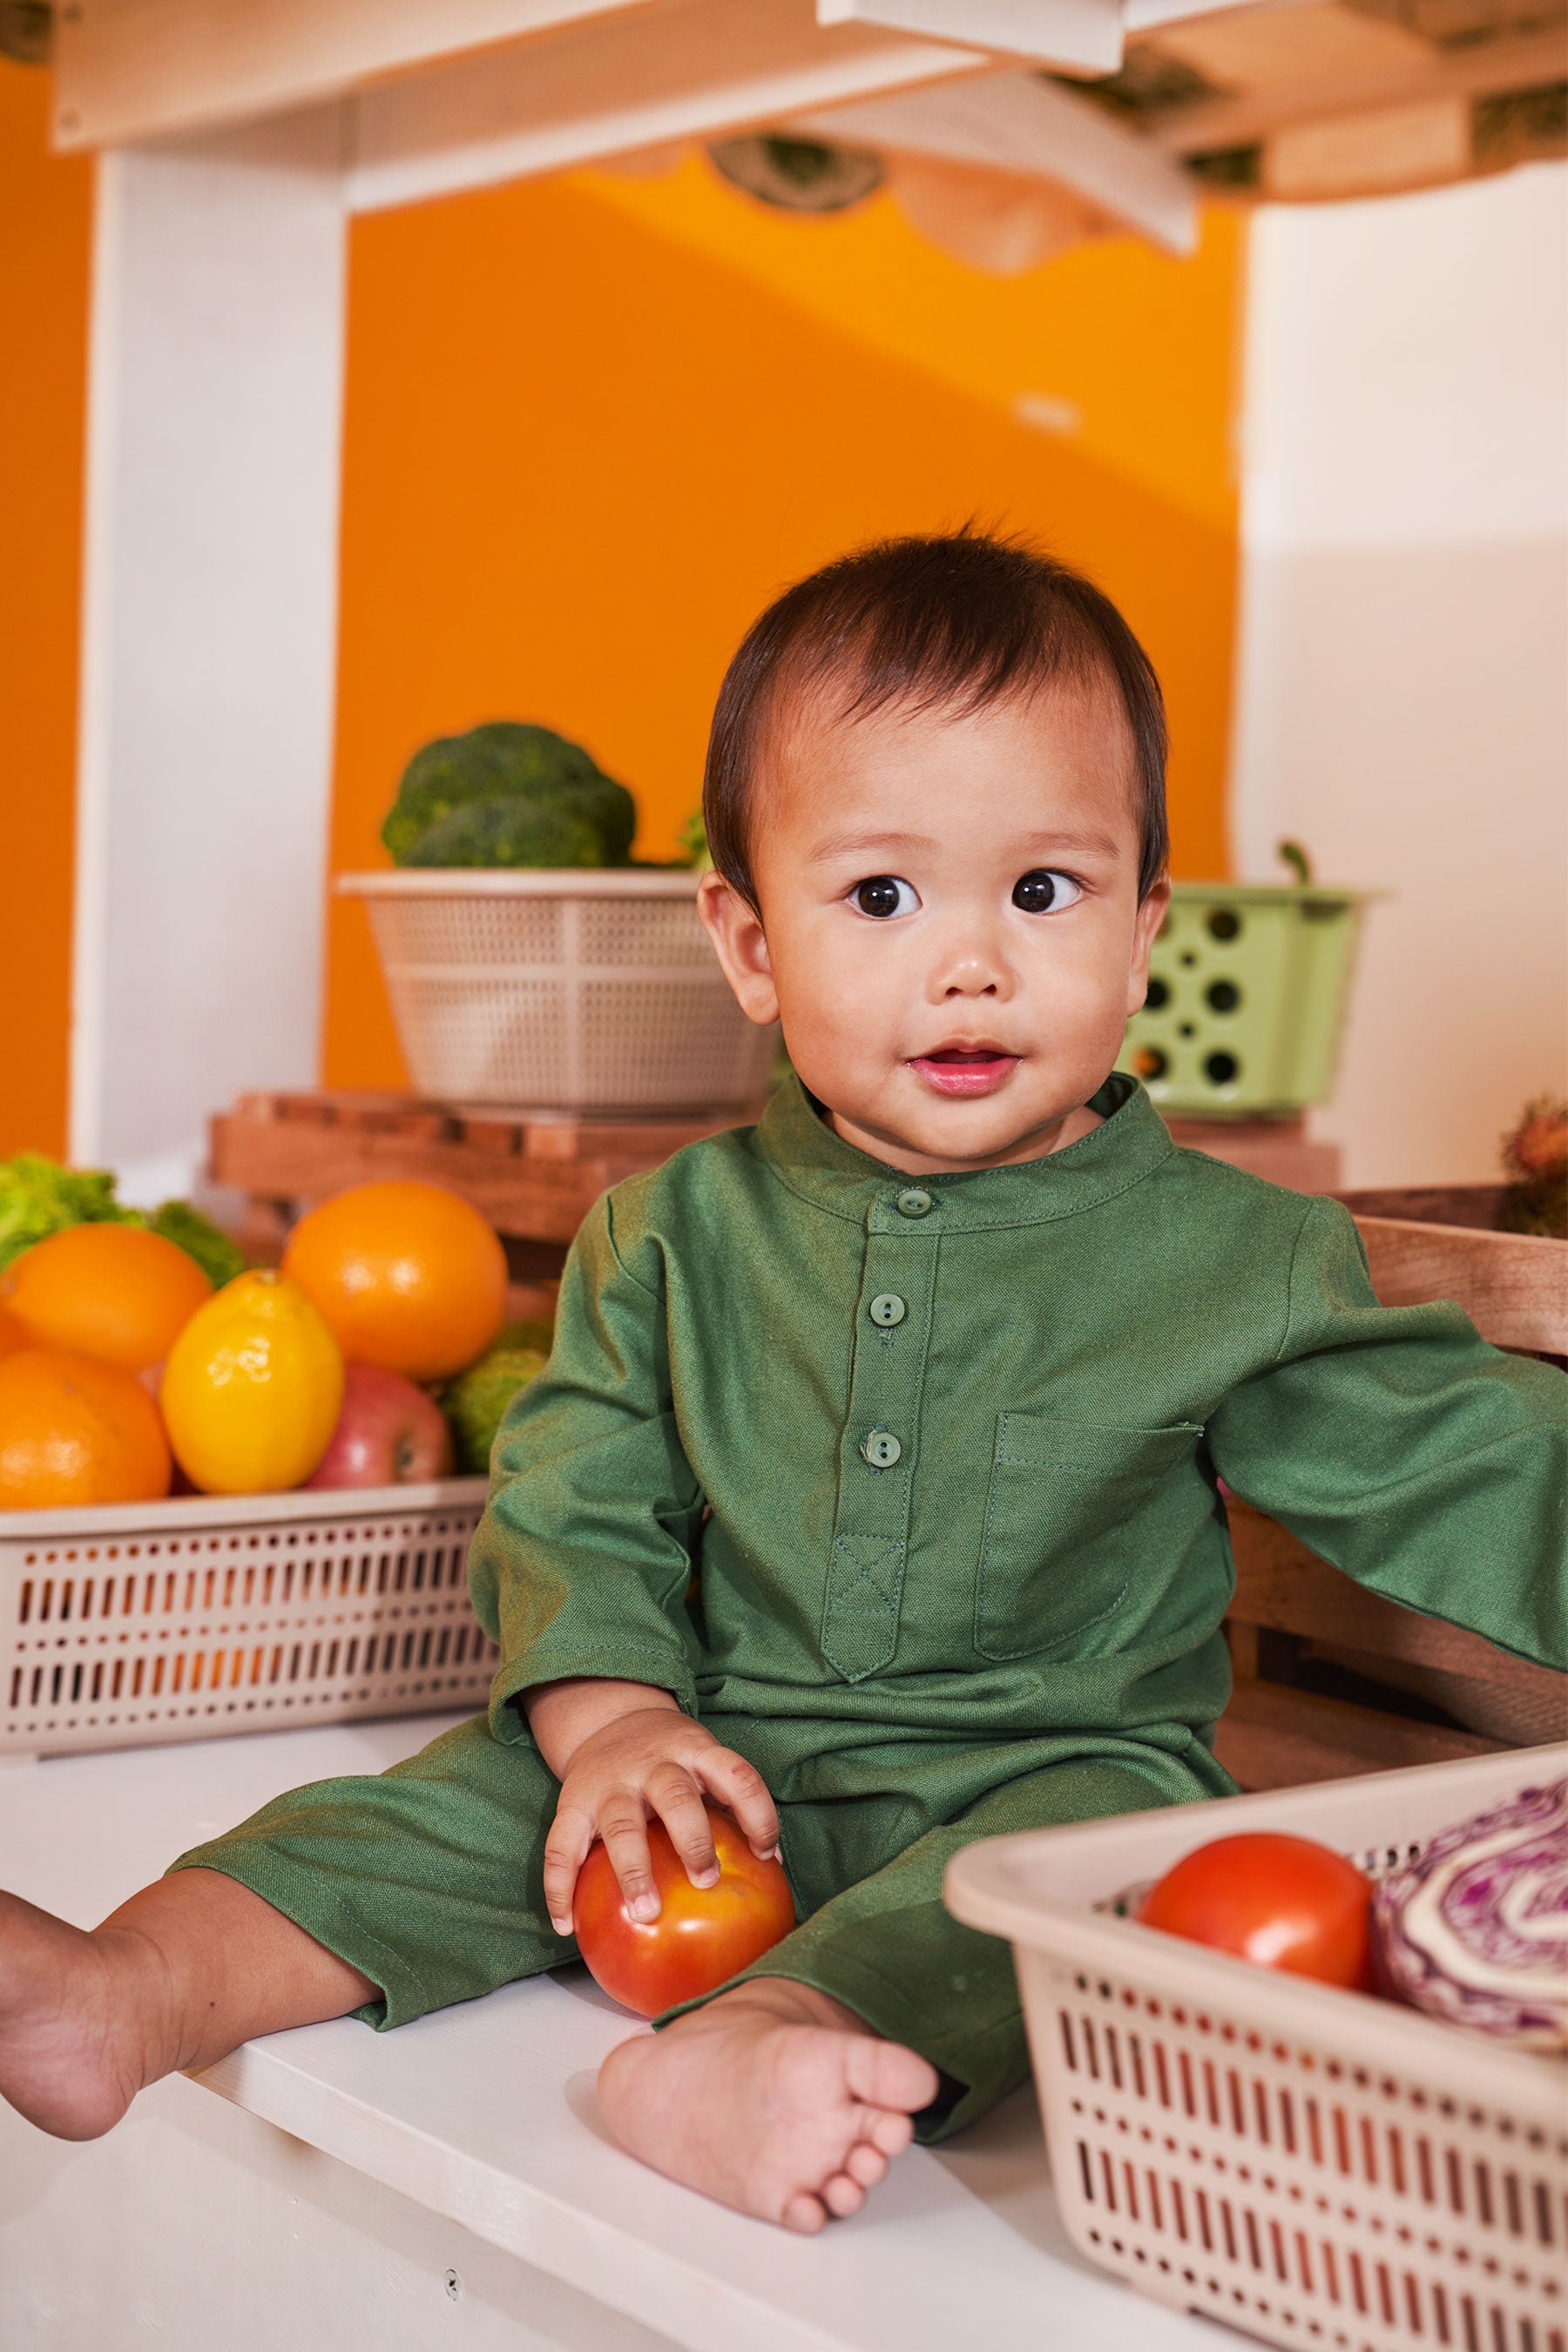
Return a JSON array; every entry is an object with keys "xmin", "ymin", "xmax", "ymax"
[{"xmin": 754, "ymin": 1071, "xmax": 1173, "ymax": 1231}]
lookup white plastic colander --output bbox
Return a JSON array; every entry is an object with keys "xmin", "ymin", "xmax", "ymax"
[{"xmin": 339, "ymin": 870, "xmax": 776, "ymax": 1113}]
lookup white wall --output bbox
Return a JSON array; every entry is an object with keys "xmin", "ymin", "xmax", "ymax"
[
  {"xmin": 71, "ymin": 113, "xmax": 346, "ymax": 1207},
  {"xmin": 1231, "ymin": 161, "xmax": 1568, "ymax": 1188}
]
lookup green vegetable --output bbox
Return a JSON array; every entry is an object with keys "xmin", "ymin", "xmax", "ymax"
[
  {"xmin": 677, "ymin": 809, "xmax": 713, "ymax": 872},
  {"xmin": 146, "ymin": 1200, "xmax": 247, "ymax": 1288},
  {"xmin": 0, "ymin": 1153, "xmax": 140, "ymax": 1274},
  {"xmin": 403, "ymin": 799, "xmax": 604, "ymax": 870},
  {"xmin": 441, "ymin": 1321, "xmax": 553, "ymax": 1474},
  {"xmin": 382, "ymin": 721, "xmax": 635, "ymax": 870},
  {"xmin": 0, "ymin": 1152, "xmax": 248, "ymax": 1284}
]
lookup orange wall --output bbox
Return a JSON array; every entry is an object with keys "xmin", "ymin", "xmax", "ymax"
[
  {"xmin": 0, "ymin": 84, "xmax": 1242, "ymax": 1124},
  {"xmin": 325, "ymin": 168, "xmax": 1240, "ymax": 1088},
  {"xmin": 0, "ymin": 61, "xmax": 92, "ymax": 1158}
]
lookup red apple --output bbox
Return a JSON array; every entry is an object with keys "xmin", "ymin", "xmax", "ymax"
[{"xmin": 306, "ymin": 1362, "xmax": 454, "ymax": 1489}]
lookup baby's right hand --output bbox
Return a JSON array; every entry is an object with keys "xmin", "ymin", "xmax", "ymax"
[{"xmin": 539, "ymin": 1701, "xmax": 780, "ymax": 1939}]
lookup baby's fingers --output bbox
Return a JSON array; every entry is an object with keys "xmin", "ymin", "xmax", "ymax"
[
  {"xmin": 646, "ymin": 1762, "xmax": 720, "ymax": 1892},
  {"xmin": 543, "ymin": 1803, "xmax": 596, "ymax": 1937},
  {"xmin": 697, "ymin": 1745, "xmax": 781, "ymax": 1861},
  {"xmin": 599, "ymin": 1797, "xmax": 661, "ymax": 1923}
]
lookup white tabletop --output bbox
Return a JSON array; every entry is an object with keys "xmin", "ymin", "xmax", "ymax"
[{"xmin": 1, "ymin": 1721, "xmax": 1229, "ymax": 2352}]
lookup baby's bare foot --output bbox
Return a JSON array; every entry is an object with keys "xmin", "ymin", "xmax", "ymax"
[
  {"xmin": 0, "ymin": 1889, "xmax": 147, "ymax": 2139},
  {"xmin": 597, "ymin": 1977, "xmax": 939, "ymax": 2233}
]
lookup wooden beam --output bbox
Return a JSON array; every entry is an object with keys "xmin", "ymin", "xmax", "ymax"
[
  {"xmin": 51, "ymin": 0, "xmax": 662, "ymax": 152},
  {"xmin": 1353, "ymin": 1212, "xmax": 1568, "ymax": 1357},
  {"xmin": 815, "ymin": 0, "xmax": 1123, "ymax": 75},
  {"xmin": 1227, "ymin": 1504, "xmax": 1568, "ymax": 1708},
  {"xmin": 1145, "ymin": 23, "xmax": 1568, "ymax": 157},
  {"xmin": 347, "ymin": 0, "xmax": 984, "ymax": 213},
  {"xmin": 794, "ymin": 67, "xmax": 1199, "ymax": 251},
  {"xmin": 1215, "ymin": 1679, "xmax": 1503, "ymax": 1791}
]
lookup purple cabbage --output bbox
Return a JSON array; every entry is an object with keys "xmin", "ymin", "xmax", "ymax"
[{"xmin": 1371, "ymin": 1778, "xmax": 1568, "ymax": 2049}]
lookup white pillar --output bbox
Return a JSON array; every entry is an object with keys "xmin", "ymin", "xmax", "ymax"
[
  {"xmin": 1230, "ymin": 162, "xmax": 1568, "ymax": 1188},
  {"xmin": 71, "ymin": 109, "xmax": 346, "ymax": 1202}
]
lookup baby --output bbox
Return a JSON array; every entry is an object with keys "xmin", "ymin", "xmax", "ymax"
[{"xmin": 2, "ymin": 532, "xmax": 1564, "ymax": 2234}]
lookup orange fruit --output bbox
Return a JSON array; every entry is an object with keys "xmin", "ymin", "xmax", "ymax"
[
  {"xmin": 282, "ymin": 1180, "xmax": 506, "ymax": 1382},
  {"xmin": 161, "ymin": 1270, "xmax": 345, "ymax": 1494},
  {"xmin": 0, "ymin": 1348, "xmax": 172, "ymax": 1509},
  {"xmin": 1, "ymin": 1222, "xmax": 213, "ymax": 1373},
  {"xmin": 0, "ymin": 1306, "xmax": 30, "ymax": 1360}
]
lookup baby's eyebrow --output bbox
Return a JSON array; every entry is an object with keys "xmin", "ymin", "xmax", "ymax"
[
  {"xmin": 808, "ymin": 830, "xmax": 938, "ymax": 862},
  {"xmin": 808, "ymin": 827, "xmax": 1125, "ymax": 863}
]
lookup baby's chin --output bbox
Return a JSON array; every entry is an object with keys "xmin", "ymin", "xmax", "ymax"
[{"xmin": 825, "ymin": 1062, "xmax": 1103, "ymax": 1173}]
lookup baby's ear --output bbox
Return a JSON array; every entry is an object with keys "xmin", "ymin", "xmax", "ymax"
[
  {"xmin": 697, "ymin": 873, "xmax": 780, "ymax": 1027},
  {"xmin": 1126, "ymin": 875, "xmax": 1172, "ymax": 1014}
]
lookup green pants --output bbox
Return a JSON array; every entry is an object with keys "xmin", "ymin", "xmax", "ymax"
[{"xmin": 171, "ymin": 1714, "xmax": 1217, "ymax": 2139}]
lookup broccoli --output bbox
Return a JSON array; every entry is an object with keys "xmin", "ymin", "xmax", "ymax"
[
  {"xmin": 402, "ymin": 799, "xmax": 604, "ymax": 870},
  {"xmin": 382, "ymin": 721, "xmax": 636, "ymax": 870}
]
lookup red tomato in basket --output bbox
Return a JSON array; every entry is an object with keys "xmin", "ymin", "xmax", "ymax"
[
  {"xmin": 572, "ymin": 1802, "xmax": 795, "ymax": 2018},
  {"xmin": 1138, "ymin": 1832, "xmax": 1375, "ymax": 1990}
]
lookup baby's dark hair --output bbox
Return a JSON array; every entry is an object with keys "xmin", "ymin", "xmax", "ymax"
[{"xmin": 703, "ymin": 530, "xmax": 1168, "ymax": 907}]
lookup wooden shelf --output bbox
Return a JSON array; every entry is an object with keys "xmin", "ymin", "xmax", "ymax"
[
  {"xmin": 210, "ymin": 1089, "xmax": 759, "ymax": 1254},
  {"xmin": 210, "ymin": 1087, "xmax": 1342, "ymax": 1253}
]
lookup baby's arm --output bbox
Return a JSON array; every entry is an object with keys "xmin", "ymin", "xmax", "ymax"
[{"xmin": 526, "ymin": 1677, "xmax": 780, "ymax": 1936}]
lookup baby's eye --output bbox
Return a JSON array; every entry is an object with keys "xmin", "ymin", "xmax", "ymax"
[
  {"xmin": 1012, "ymin": 869, "xmax": 1082, "ymax": 915},
  {"xmin": 852, "ymin": 875, "xmax": 921, "ymax": 919}
]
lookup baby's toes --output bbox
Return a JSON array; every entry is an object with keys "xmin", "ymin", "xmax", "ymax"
[
  {"xmin": 846, "ymin": 2033, "xmax": 939, "ymax": 2119},
  {"xmin": 782, "ymin": 2189, "xmax": 829, "ymax": 2234},
  {"xmin": 821, "ymin": 2171, "xmax": 868, "ymax": 2220},
  {"xmin": 863, "ymin": 2105, "xmax": 917, "ymax": 2160},
  {"xmin": 844, "ymin": 2138, "xmax": 889, "ymax": 2190}
]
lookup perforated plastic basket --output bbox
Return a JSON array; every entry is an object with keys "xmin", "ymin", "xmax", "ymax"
[
  {"xmin": 339, "ymin": 869, "xmax": 778, "ymax": 1112},
  {"xmin": 947, "ymin": 1746, "xmax": 1568, "ymax": 2352},
  {"xmin": 1, "ymin": 1478, "xmax": 497, "ymax": 1759},
  {"xmin": 1116, "ymin": 882, "xmax": 1375, "ymax": 1118}
]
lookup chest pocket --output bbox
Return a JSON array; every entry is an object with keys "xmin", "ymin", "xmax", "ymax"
[{"xmin": 975, "ymin": 1413, "xmax": 1203, "ymax": 1662}]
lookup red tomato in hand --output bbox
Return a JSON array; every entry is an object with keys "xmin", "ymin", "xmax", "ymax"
[
  {"xmin": 572, "ymin": 1802, "xmax": 795, "ymax": 2018},
  {"xmin": 1139, "ymin": 1831, "xmax": 1374, "ymax": 1990}
]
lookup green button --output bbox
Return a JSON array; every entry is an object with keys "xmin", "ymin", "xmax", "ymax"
[
  {"xmin": 896, "ymin": 1188, "xmax": 934, "ymax": 1218},
  {"xmin": 860, "ymin": 1429, "xmax": 902, "ymax": 1469},
  {"xmin": 869, "ymin": 1293, "xmax": 906, "ymax": 1328}
]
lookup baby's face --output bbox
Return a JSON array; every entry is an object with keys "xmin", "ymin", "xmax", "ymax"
[{"xmin": 699, "ymin": 679, "xmax": 1169, "ymax": 1175}]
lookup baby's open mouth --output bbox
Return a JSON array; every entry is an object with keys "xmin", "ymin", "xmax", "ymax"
[{"xmin": 909, "ymin": 1046, "xmax": 1020, "ymax": 1098}]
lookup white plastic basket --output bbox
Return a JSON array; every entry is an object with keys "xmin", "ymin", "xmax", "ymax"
[
  {"xmin": 339, "ymin": 869, "xmax": 778, "ymax": 1112},
  {"xmin": 1, "ymin": 1479, "xmax": 497, "ymax": 1759},
  {"xmin": 946, "ymin": 1746, "xmax": 1568, "ymax": 2352}
]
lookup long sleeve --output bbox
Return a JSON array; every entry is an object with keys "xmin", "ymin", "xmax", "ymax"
[
  {"xmin": 466, "ymin": 1190, "xmax": 705, "ymax": 1740},
  {"xmin": 1206, "ymin": 1197, "xmax": 1568, "ymax": 1671}
]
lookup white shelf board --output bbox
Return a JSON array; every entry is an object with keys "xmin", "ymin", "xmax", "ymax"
[
  {"xmin": 815, "ymin": 0, "xmax": 1124, "ymax": 73},
  {"xmin": 2, "ymin": 1719, "xmax": 1233, "ymax": 2352},
  {"xmin": 794, "ymin": 68, "xmax": 1198, "ymax": 251},
  {"xmin": 345, "ymin": 0, "xmax": 984, "ymax": 214}
]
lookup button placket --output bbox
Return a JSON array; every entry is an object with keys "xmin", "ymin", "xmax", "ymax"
[{"xmin": 821, "ymin": 1206, "xmax": 940, "ymax": 1682}]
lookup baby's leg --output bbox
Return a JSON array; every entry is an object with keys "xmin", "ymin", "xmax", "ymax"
[
  {"xmin": 0, "ymin": 1869, "xmax": 371, "ymax": 2140},
  {"xmin": 2, "ymin": 1715, "xmax": 566, "ymax": 2141},
  {"xmin": 599, "ymin": 1753, "xmax": 1201, "ymax": 2229}
]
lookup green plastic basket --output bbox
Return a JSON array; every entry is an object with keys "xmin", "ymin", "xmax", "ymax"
[{"xmin": 1116, "ymin": 878, "xmax": 1375, "ymax": 1119}]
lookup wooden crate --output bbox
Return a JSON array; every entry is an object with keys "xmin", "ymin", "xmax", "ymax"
[
  {"xmin": 209, "ymin": 1090, "xmax": 754, "ymax": 1266},
  {"xmin": 210, "ymin": 1088, "xmax": 1342, "ymax": 1257}
]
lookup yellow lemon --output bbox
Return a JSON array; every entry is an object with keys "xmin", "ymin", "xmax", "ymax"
[{"xmin": 161, "ymin": 1270, "xmax": 345, "ymax": 1494}]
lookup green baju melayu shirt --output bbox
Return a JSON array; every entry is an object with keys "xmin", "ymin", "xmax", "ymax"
[{"xmin": 177, "ymin": 1076, "xmax": 1567, "ymax": 2133}]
